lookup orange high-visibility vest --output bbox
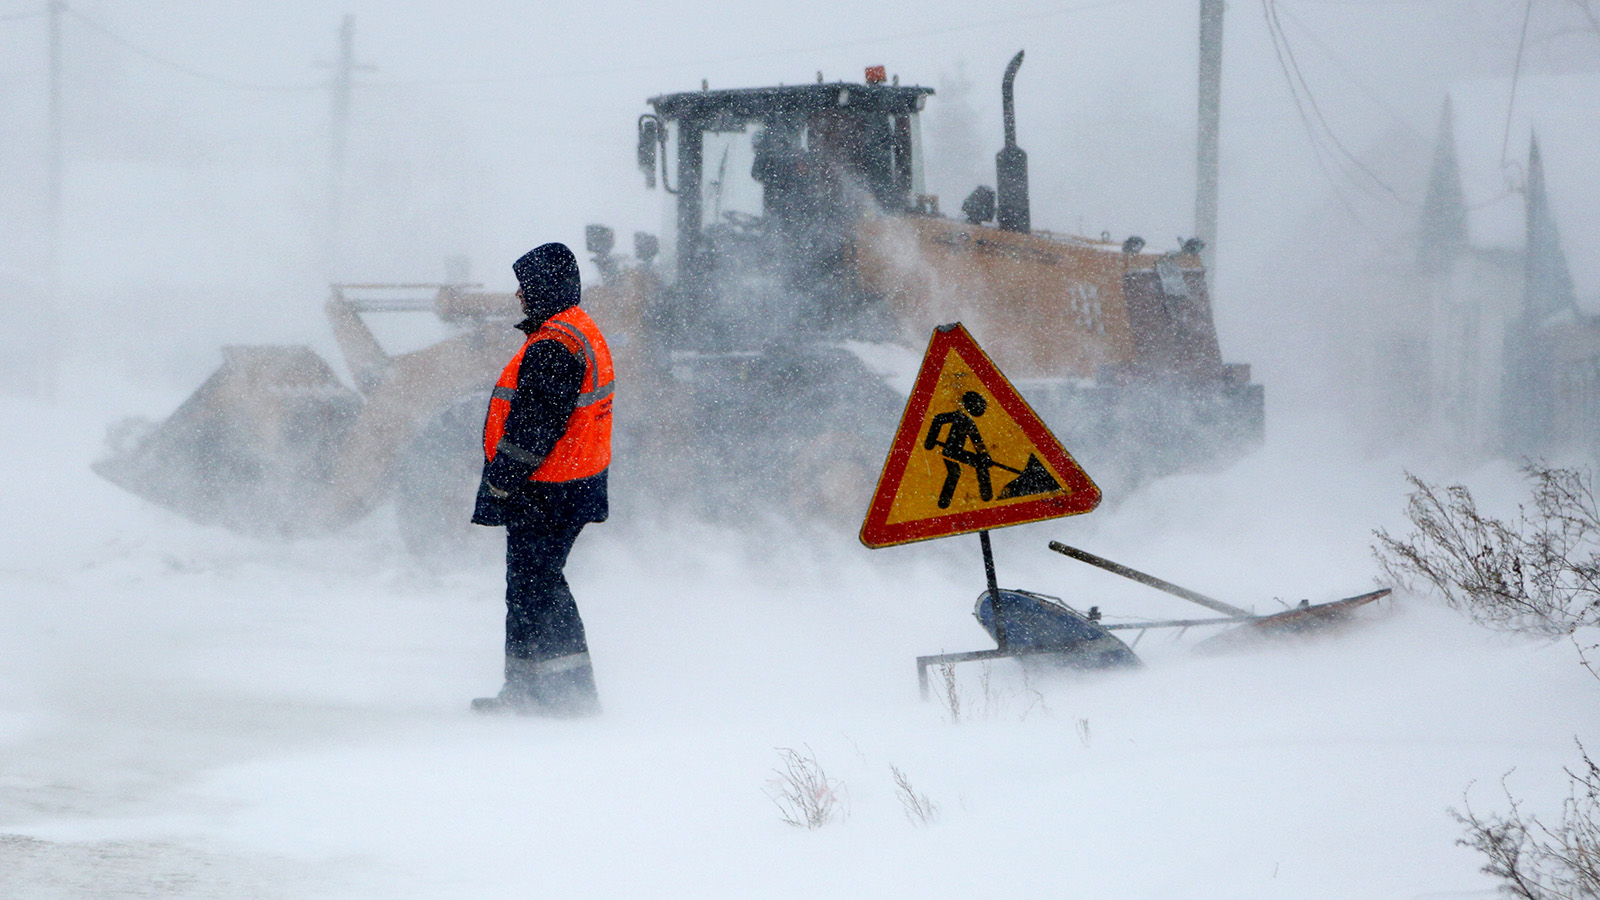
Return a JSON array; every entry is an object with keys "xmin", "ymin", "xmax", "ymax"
[{"xmin": 482, "ymin": 306, "xmax": 614, "ymax": 482}]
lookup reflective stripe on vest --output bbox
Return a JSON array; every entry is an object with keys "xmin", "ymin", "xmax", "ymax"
[{"xmin": 482, "ymin": 306, "xmax": 614, "ymax": 483}]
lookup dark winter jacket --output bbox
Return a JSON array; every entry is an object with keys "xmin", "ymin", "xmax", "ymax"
[{"xmin": 470, "ymin": 244, "xmax": 609, "ymax": 529}]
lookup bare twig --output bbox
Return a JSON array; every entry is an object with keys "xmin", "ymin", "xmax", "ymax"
[
  {"xmin": 1576, "ymin": 636, "xmax": 1600, "ymax": 686},
  {"xmin": 1453, "ymin": 757, "xmax": 1600, "ymax": 900}
]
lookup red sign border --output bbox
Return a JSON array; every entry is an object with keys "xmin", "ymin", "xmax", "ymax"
[{"xmin": 859, "ymin": 323, "xmax": 1101, "ymax": 548}]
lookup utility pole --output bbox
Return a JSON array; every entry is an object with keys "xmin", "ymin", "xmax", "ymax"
[
  {"xmin": 1196, "ymin": 0, "xmax": 1224, "ymax": 276},
  {"xmin": 319, "ymin": 14, "xmax": 374, "ymax": 276},
  {"xmin": 42, "ymin": 0, "xmax": 65, "ymax": 398},
  {"xmin": 46, "ymin": 0, "xmax": 63, "ymax": 282}
]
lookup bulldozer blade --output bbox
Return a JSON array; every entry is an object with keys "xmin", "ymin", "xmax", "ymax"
[{"xmin": 94, "ymin": 345, "xmax": 363, "ymax": 537}]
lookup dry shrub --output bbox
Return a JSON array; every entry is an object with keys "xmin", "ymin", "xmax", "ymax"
[
  {"xmin": 1374, "ymin": 464, "xmax": 1600, "ymax": 636},
  {"xmin": 765, "ymin": 746, "xmax": 846, "ymax": 830}
]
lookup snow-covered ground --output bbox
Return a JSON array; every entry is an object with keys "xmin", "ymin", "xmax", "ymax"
[{"xmin": 1, "ymin": 384, "xmax": 1591, "ymax": 899}]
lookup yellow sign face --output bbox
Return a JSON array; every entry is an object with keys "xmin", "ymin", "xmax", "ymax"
[{"xmin": 860, "ymin": 323, "xmax": 1100, "ymax": 548}]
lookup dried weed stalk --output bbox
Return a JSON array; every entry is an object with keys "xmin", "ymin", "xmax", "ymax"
[
  {"xmin": 1374, "ymin": 464, "xmax": 1600, "ymax": 636},
  {"xmin": 938, "ymin": 662, "xmax": 963, "ymax": 724},
  {"xmin": 766, "ymin": 746, "xmax": 846, "ymax": 830},
  {"xmin": 938, "ymin": 661, "xmax": 1048, "ymax": 724},
  {"xmin": 1015, "ymin": 664, "xmax": 1049, "ymax": 721},
  {"xmin": 889, "ymin": 764, "xmax": 940, "ymax": 826}
]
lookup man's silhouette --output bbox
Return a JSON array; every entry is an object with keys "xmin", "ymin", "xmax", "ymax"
[{"xmin": 924, "ymin": 391, "xmax": 996, "ymax": 509}]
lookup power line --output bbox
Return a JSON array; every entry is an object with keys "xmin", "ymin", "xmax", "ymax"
[
  {"xmin": 1260, "ymin": 0, "xmax": 1391, "ymax": 246},
  {"xmin": 37, "ymin": 1, "xmax": 1138, "ymax": 101},
  {"xmin": 1275, "ymin": 1, "xmax": 1420, "ymax": 137},
  {"xmin": 1261, "ymin": 0, "xmax": 1359, "ymax": 211},
  {"xmin": 63, "ymin": 5, "xmax": 320, "ymax": 92},
  {"xmin": 1267, "ymin": 0, "xmax": 1405, "ymax": 203},
  {"xmin": 1262, "ymin": 0, "xmax": 1406, "ymax": 215},
  {"xmin": 1499, "ymin": 0, "xmax": 1534, "ymax": 171},
  {"xmin": 367, "ymin": 0, "xmax": 1141, "ymax": 90}
]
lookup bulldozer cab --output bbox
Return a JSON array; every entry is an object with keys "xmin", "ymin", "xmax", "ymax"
[{"xmin": 637, "ymin": 80, "xmax": 934, "ymax": 349}]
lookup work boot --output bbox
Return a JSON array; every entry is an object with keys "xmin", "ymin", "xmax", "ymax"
[
  {"xmin": 531, "ymin": 651, "xmax": 601, "ymax": 718},
  {"xmin": 470, "ymin": 653, "xmax": 600, "ymax": 717},
  {"xmin": 470, "ymin": 656, "xmax": 542, "ymax": 715}
]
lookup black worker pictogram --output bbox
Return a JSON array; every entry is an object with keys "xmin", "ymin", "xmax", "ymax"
[{"xmin": 923, "ymin": 390, "xmax": 1062, "ymax": 509}]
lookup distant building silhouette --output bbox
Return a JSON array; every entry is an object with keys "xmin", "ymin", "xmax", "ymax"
[{"xmin": 1413, "ymin": 77, "xmax": 1600, "ymax": 458}]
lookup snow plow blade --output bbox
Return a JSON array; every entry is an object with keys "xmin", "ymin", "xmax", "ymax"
[{"xmin": 93, "ymin": 345, "xmax": 362, "ymax": 537}]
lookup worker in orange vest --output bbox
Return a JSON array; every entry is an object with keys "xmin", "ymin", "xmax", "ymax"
[{"xmin": 470, "ymin": 243, "xmax": 613, "ymax": 716}]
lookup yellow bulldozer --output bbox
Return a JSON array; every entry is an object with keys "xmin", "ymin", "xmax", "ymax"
[{"xmin": 96, "ymin": 53, "xmax": 1262, "ymax": 555}]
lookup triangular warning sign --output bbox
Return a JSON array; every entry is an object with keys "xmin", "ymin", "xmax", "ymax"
[{"xmin": 860, "ymin": 323, "xmax": 1100, "ymax": 548}]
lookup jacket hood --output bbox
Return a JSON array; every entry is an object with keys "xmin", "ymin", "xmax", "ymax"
[{"xmin": 513, "ymin": 242, "xmax": 581, "ymax": 329}]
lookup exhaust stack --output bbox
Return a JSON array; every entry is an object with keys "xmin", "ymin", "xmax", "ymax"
[{"xmin": 995, "ymin": 50, "xmax": 1030, "ymax": 234}]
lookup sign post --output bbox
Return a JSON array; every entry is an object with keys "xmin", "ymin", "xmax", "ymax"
[
  {"xmin": 979, "ymin": 530, "xmax": 1007, "ymax": 648},
  {"xmin": 860, "ymin": 322, "xmax": 1101, "ymax": 683}
]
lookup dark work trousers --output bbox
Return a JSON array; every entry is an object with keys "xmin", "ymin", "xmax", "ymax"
[{"xmin": 504, "ymin": 518, "xmax": 589, "ymax": 661}]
